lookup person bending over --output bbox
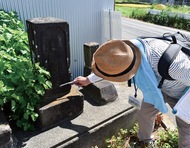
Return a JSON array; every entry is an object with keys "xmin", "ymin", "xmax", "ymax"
[{"xmin": 73, "ymin": 38, "xmax": 190, "ymax": 148}]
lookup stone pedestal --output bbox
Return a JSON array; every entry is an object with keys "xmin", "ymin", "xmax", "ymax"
[{"xmin": 37, "ymin": 86, "xmax": 84, "ymax": 130}]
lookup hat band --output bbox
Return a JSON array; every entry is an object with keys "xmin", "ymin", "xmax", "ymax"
[{"xmin": 95, "ymin": 46, "xmax": 136, "ymax": 77}]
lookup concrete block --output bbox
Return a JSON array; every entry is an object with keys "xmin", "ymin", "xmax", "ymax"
[
  {"xmin": 37, "ymin": 86, "xmax": 84, "ymax": 130},
  {"xmin": 81, "ymin": 80, "xmax": 118, "ymax": 105}
]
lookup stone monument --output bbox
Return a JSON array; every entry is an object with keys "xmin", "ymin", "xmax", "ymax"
[{"xmin": 26, "ymin": 17, "xmax": 84, "ymax": 130}]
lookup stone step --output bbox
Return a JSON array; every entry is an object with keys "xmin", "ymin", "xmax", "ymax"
[{"xmin": 37, "ymin": 86, "xmax": 84, "ymax": 130}]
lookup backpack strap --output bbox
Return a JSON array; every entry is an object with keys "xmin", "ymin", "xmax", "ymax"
[
  {"xmin": 165, "ymin": 32, "xmax": 190, "ymax": 56},
  {"xmin": 157, "ymin": 43, "xmax": 182, "ymax": 88},
  {"xmin": 163, "ymin": 33, "xmax": 177, "ymax": 43}
]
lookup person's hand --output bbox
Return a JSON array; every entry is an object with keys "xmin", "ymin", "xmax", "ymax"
[{"xmin": 73, "ymin": 76, "xmax": 91, "ymax": 87}]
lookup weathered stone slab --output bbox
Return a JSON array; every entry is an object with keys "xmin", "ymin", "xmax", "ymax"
[
  {"xmin": 0, "ymin": 109, "xmax": 13, "ymax": 147},
  {"xmin": 37, "ymin": 86, "xmax": 84, "ymax": 130},
  {"xmin": 81, "ymin": 80, "xmax": 118, "ymax": 105}
]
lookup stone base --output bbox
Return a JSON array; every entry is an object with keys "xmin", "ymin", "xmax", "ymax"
[
  {"xmin": 81, "ymin": 80, "xmax": 118, "ymax": 105},
  {"xmin": 37, "ymin": 86, "xmax": 84, "ymax": 130},
  {"xmin": 41, "ymin": 84, "xmax": 72, "ymax": 106}
]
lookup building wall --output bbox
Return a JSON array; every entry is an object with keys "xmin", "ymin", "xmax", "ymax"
[{"xmin": 0, "ymin": 0, "xmax": 115, "ymax": 78}]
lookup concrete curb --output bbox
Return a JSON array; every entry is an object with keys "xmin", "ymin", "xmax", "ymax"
[{"xmin": 55, "ymin": 107, "xmax": 137, "ymax": 148}]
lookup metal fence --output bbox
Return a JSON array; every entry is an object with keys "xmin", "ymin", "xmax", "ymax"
[{"xmin": 0, "ymin": 0, "xmax": 117, "ymax": 78}]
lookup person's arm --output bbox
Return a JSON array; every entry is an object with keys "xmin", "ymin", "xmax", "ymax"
[
  {"xmin": 73, "ymin": 73, "xmax": 103, "ymax": 87},
  {"xmin": 87, "ymin": 73, "xmax": 102, "ymax": 83}
]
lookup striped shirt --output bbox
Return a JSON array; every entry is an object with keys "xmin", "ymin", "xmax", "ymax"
[{"xmin": 141, "ymin": 38, "xmax": 190, "ymax": 99}]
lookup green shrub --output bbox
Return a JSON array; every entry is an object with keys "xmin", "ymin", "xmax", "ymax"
[
  {"xmin": 0, "ymin": 10, "xmax": 52, "ymax": 131},
  {"xmin": 142, "ymin": 11, "xmax": 190, "ymax": 30}
]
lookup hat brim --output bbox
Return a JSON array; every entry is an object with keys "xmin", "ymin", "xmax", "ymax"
[{"xmin": 91, "ymin": 40, "xmax": 142, "ymax": 82}]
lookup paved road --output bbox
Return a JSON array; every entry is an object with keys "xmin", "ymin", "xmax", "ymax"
[{"xmin": 122, "ymin": 17, "xmax": 190, "ymax": 40}]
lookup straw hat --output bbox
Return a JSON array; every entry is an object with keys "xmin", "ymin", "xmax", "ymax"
[{"xmin": 91, "ymin": 40, "xmax": 142, "ymax": 82}]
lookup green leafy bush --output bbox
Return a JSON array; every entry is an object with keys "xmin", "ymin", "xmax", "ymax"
[{"xmin": 0, "ymin": 10, "xmax": 52, "ymax": 131}]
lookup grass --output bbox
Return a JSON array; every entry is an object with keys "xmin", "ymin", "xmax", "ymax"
[
  {"xmin": 116, "ymin": 3, "xmax": 151, "ymax": 8},
  {"xmin": 115, "ymin": 4, "xmax": 148, "ymax": 17},
  {"xmin": 115, "ymin": 3, "xmax": 190, "ymax": 15}
]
